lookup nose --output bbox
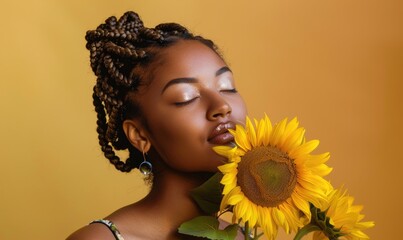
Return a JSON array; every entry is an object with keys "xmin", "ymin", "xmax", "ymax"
[{"xmin": 206, "ymin": 92, "xmax": 232, "ymax": 121}]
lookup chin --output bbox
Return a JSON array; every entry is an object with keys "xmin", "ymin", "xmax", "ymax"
[{"xmin": 208, "ymin": 159, "xmax": 226, "ymax": 172}]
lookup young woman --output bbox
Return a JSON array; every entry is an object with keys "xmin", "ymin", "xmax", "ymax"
[{"xmin": 67, "ymin": 11, "xmax": 247, "ymax": 240}]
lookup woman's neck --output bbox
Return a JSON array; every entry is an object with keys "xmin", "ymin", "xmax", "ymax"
[
  {"xmin": 118, "ymin": 168, "xmax": 213, "ymax": 239},
  {"xmin": 146, "ymin": 169, "xmax": 211, "ymax": 220}
]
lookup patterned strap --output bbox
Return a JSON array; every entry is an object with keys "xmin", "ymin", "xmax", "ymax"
[{"xmin": 90, "ymin": 219, "xmax": 125, "ymax": 240}]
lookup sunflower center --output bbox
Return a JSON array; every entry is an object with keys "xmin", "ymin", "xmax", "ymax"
[{"xmin": 237, "ymin": 146, "xmax": 297, "ymax": 207}]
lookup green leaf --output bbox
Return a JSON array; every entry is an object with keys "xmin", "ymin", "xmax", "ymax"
[
  {"xmin": 178, "ymin": 216, "xmax": 239, "ymax": 240},
  {"xmin": 190, "ymin": 172, "xmax": 224, "ymax": 214}
]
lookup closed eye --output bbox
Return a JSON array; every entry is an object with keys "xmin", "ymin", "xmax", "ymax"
[
  {"xmin": 174, "ymin": 97, "xmax": 199, "ymax": 106},
  {"xmin": 221, "ymin": 88, "xmax": 238, "ymax": 93}
]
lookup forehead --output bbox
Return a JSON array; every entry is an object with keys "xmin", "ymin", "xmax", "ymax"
[{"xmin": 149, "ymin": 40, "xmax": 226, "ymax": 85}]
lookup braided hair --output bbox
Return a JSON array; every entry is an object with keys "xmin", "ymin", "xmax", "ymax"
[{"xmin": 85, "ymin": 11, "xmax": 220, "ymax": 172}]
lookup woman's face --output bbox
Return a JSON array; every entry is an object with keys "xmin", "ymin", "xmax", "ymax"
[{"xmin": 135, "ymin": 40, "xmax": 247, "ymax": 173}]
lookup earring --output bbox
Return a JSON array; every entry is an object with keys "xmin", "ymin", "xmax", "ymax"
[{"xmin": 139, "ymin": 151, "xmax": 152, "ymax": 175}]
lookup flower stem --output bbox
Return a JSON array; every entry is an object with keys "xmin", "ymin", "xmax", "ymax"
[
  {"xmin": 244, "ymin": 222, "xmax": 250, "ymax": 240},
  {"xmin": 253, "ymin": 226, "xmax": 258, "ymax": 240},
  {"xmin": 293, "ymin": 223, "xmax": 321, "ymax": 240}
]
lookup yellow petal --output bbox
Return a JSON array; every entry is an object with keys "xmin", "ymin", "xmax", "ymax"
[
  {"xmin": 279, "ymin": 117, "xmax": 299, "ymax": 146},
  {"xmin": 270, "ymin": 117, "xmax": 288, "ymax": 146},
  {"xmin": 220, "ymin": 193, "xmax": 231, "ymax": 210},
  {"xmin": 289, "ymin": 139, "xmax": 320, "ymax": 159},
  {"xmin": 220, "ymin": 171, "xmax": 237, "ymax": 185},
  {"xmin": 291, "ymin": 192, "xmax": 311, "ymax": 220},
  {"xmin": 246, "ymin": 117, "xmax": 257, "ymax": 147},
  {"xmin": 222, "ymin": 180, "xmax": 237, "ymax": 195},
  {"xmin": 350, "ymin": 230, "xmax": 371, "ymax": 239},
  {"xmin": 282, "ymin": 127, "xmax": 305, "ymax": 152},
  {"xmin": 221, "ymin": 186, "xmax": 242, "ymax": 209},
  {"xmin": 240, "ymin": 199, "xmax": 252, "ymax": 222},
  {"xmin": 217, "ymin": 162, "xmax": 237, "ymax": 173},
  {"xmin": 307, "ymin": 152, "xmax": 330, "ymax": 166},
  {"xmin": 263, "ymin": 114, "xmax": 273, "ymax": 146},
  {"xmin": 358, "ymin": 221, "xmax": 375, "ymax": 229},
  {"xmin": 311, "ymin": 164, "xmax": 333, "ymax": 177},
  {"xmin": 247, "ymin": 204, "xmax": 258, "ymax": 227},
  {"xmin": 254, "ymin": 118, "xmax": 265, "ymax": 146},
  {"xmin": 262, "ymin": 208, "xmax": 277, "ymax": 240},
  {"xmin": 257, "ymin": 205, "xmax": 266, "ymax": 228},
  {"xmin": 231, "ymin": 126, "xmax": 251, "ymax": 151},
  {"xmin": 234, "ymin": 199, "xmax": 248, "ymax": 219},
  {"xmin": 227, "ymin": 193, "xmax": 244, "ymax": 205},
  {"xmin": 213, "ymin": 145, "xmax": 236, "ymax": 158},
  {"xmin": 279, "ymin": 202, "xmax": 303, "ymax": 232},
  {"xmin": 272, "ymin": 207, "xmax": 288, "ymax": 233},
  {"xmin": 298, "ymin": 171, "xmax": 332, "ymax": 194}
]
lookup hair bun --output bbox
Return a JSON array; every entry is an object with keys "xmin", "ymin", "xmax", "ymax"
[
  {"xmin": 85, "ymin": 11, "xmax": 148, "ymax": 86},
  {"xmin": 117, "ymin": 11, "xmax": 144, "ymax": 32}
]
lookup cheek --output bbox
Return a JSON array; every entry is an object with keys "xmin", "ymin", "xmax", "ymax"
[
  {"xmin": 230, "ymin": 96, "xmax": 247, "ymax": 124},
  {"xmin": 147, "ymin": 111, "xmax": 206, "ymax": 160},
  {"xmin": 147, "ymin": 111, "xmax": 225, "ymax": 172}
]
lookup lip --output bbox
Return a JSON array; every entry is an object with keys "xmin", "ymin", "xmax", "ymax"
[{"xmin": 208, "ymin": 122, "xmax": 236, "ymax": 145}]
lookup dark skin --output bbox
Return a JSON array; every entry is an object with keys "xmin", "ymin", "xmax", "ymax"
[{"xmin": 67, "ymin": 40, "xmax": 247, "ymax": 240}]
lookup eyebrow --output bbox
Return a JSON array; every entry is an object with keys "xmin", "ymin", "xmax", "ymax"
[
  {"xmin": 161, "ymin": 66, "xmax": 232, "ymax": 94},
  {"xmin": 161, "ymin": 77, "xmax": 197, "ymax": 94},
  {"xmin": 215, "ymin": 66, "xmax": 232, "ymax": 76}
]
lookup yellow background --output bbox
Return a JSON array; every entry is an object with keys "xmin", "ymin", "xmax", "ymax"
[{"xmin": 1, "ymin": 1, "xmax": 401, "ymax": 239}]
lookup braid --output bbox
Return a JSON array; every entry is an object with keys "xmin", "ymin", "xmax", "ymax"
[
  {"xmin": 85, "ymin": 11, "xmax": 220, "ymax": 172},
  {"xmin": 93, "ymin": 90, "xmax": 135, "ymax": 172}
]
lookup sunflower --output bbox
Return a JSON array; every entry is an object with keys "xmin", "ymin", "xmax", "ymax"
[
  {"xmin": 311, "ymin": 187, "xmax": 375, "ymax": 240},
  {"xmin": 214, "ymin": 115, "xmax": 333, "ymax": 239}
]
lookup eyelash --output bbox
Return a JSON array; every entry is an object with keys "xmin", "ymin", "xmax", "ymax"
[
  {"xmin": 222, "ymin": 88, "xmax": 238, "ymax": 93},
  {"xmin": 173, "ymin": 89, "xmax": 237, "ymax": 106},
  {"xmin": 174, "ymin": 97, "xmax": 198, "ymax": 106}
]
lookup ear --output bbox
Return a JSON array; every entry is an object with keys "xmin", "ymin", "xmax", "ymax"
[{"xmin": 122, "ymin": 119, "xmax": 151, "ymax": 153}]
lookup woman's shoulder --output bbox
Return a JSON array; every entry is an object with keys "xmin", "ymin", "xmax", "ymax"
[
  {"xmin": 66, "ymin": 204, "xmax": 141, "ymax": 240},
  {"xmin": 66, "ymin": 221, "xmax": 119, "ymax": 240}
]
